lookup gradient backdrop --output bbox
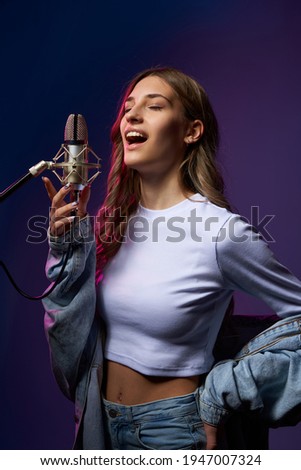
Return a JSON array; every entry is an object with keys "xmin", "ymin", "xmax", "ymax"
[{"xmin": 0, "ymin": 0, "xmax": 300, "ymax": 449}]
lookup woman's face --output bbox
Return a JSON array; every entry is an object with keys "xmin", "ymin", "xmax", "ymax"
[{"xmin": 120, "ymin": 75, "xmax": 190, "ymax": 178}]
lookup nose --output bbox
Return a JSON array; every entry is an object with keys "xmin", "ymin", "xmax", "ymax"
[{"xmin": 125, "ymin": 105, "xmax": 143, "ymax": 123}]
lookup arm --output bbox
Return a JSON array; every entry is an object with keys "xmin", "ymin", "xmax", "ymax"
[
  {"xmin": 216, "ymin": 215, "xmax": 301, "ymax": 319},
  {"xmin": 201, "ymin": 215, "xmax": 301, "ymax": 430},
  {"xmin": 201, "ymin": 335, "xmax": 301, "ymax": 428},
  {"xmin": 43, "ymin": 217, "xmax": 97, "ymax": 400},
  {"xmin": 42, "ymin": 179, "xmax": 98, "ymax": 401}
]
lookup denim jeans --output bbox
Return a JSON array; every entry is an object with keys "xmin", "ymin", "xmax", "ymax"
[{"xmin": 102, "ymin": 388, "xmax": 206, "ymax": 450}]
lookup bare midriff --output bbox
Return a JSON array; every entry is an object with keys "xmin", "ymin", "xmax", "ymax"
[{"xmin": 103, "ymin": 360, "xmax": 202, "ymax": 405}]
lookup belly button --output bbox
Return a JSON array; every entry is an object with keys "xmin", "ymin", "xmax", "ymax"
[{"xmin": 117, "ymin": 392, "xmax": 123, "ymax": 403}]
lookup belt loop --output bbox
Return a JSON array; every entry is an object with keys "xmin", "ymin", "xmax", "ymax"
[{"xmin": 126, "ymin": 405, "xmax": 134, "ymax": 422}]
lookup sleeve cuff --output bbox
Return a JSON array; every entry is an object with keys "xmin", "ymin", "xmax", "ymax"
[
  {"xmin": 49, "ymin": 216, "xmax": 94, "ymax": 252},
  {"xmin": 199, "ymin": 396, "xmax": 232, "ymax": 427}
]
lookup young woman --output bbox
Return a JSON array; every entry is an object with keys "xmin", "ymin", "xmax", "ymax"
[{"xmin": 42, "ymin": 67, "xmax": 301, "ymax": 450}]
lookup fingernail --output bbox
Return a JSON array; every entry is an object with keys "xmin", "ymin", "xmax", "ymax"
[
  {"xmin": 68, "ymin": 216, "xmax": 75, "ymax": 223},
  {"xmin": 71, "ymin": 201, "xmax": 78, "ymax": 206},
  {"xmin": 64, "ymin": 183, "xmax": 71, "ymax": 189}
]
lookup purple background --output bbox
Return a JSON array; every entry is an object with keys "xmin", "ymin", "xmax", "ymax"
[{"xmin": 0, "ymin": 0, "xmax": 300, "ymax": 449}]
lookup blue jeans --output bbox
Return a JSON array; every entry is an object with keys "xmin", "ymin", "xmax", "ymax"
[{"xmin": 102, "ymin": 388, "xmax": 206, "ymax": 450}]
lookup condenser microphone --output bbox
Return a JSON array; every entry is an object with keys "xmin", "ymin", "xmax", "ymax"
[
  {"xmin": 0, "ymin": 113, "xmax": 101, "ymax": 203},
  {"xmin": 51, "ymin": 113, "xmax": 101, "ymax": 194},
  {"xmin": 63, "ymin": 113, "xmax": 89, "ymax": 191},
  {"xmin": 0, "ymin": 113, "xmax": 101, "ymax": 300}
]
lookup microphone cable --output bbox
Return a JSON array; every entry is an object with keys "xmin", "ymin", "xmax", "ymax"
[{"xmin": 0, "ymin": 240, "xmax": 72, "ymax": 301}]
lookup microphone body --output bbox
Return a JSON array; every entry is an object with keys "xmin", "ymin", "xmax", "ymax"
[
  {"xmin": 63, "ymin": 143, "xmax": 88, "ymax": 191},
  {"xmin": 63, "ymin": 114, "xmax": 89, "ymax": 191},
  {"xmin": 52, "ymin": 113, "xmax": 101, "ymax": 191}
]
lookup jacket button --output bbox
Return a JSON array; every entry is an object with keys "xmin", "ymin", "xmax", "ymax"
[{"xmin": 109, "ymin": 409, "xmax": 119, "ymax": 418}]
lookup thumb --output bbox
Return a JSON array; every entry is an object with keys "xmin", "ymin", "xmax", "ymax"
[
  {"xmin": 78, "ymin": 185, "xmax": 91, "ymax": 216},
  {"xmin": 204, "ymin": 422, "xmax": 218, "ymax": 450}
]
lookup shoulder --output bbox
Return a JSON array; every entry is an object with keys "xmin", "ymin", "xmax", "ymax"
[
  {"xmin": 215, "ymin": 212, "xmax": 273, "ymax": 269},
  {"xmin": 185, "ymin": 194, "xmax": 267, "ymax": 247},
  {"xmin": 186, "ymin": 194, "xmax": 235, "ymax": 233},
  {"xmin": 217, "ymin": 213, "xmax": 265, "ymax": 247}
]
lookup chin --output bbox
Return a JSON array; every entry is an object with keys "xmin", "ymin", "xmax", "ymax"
[
  {"xmin": 124, "ymin": 158, "xmax": 138, "ymax": 169},
  {"xmin": 124, "ymin": 155, "xmax": 145, "ymax": 170}
]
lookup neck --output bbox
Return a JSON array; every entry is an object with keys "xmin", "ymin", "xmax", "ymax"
[{"xmin": 139, "ymin": 173, "xmax": 192, "ymax": 210}]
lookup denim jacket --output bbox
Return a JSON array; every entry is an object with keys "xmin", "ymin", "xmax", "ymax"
[
  {"xmin": 42, "ymin": 218, "xmax": 301, "ymax": 449},
  {"xmin": 200, "ymin": 314, "xmax": 301, "ymax": 428}
]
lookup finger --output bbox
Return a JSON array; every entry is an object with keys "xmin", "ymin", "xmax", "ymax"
[
  {"xmin": 80, "ymin": 185, "xmax": 91, "ymax": 205},
  {"xmin": 50, "ymin": 216, "xmax": 75, "ymax": 237},
  {"xmin": 204, "ymin": 423, "xmax": 218, "ymax": 450},
  {"xmin": 51, "ymin": 183, "xmax": 73, "ymax": 210},
  {"xmin": 42, "ymin": 177, "xmax": 58, "ymax": 202},
  {"xmin": 77, "ymin": 185, "xmax": 91, "ymax": 217},
  {"xmin": 43, "ymin": 177, "xmax": 64, "ymax": 222},
  {"xmin": 47, "ymin": 184, "xmax": 74, "ymax": 227},
  {"xmin": 53, "ymin": 201, "xmax": 79, "ymax": 220}
]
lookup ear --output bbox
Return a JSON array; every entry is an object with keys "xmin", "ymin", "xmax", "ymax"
[{"xmin": 184, "ymin": 120, "xmax": 204, "ymax": 144}]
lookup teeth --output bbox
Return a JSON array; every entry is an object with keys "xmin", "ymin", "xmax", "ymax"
[{"xmin": 126, "ymin": 131, "xmax": 145, "ymax": 138}]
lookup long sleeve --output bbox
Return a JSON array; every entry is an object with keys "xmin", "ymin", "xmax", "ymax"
[
  {"xmin": 200, "ymin": 215, "xmax": 301, "ymax": 427},
  {"xmin": 216, "ymin": 215, "xmax": 301, "ymax": 319},
  {"xmin": 42, "ymin": 217, "xmax": 98, "ymax": 401}
]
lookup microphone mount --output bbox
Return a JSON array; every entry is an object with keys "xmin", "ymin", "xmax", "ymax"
[
  {"xmin": 0, "ymin": 144, "xmax": 101, "ymax": 203},
  {"xmin": 51, "ymin": 143, "xmax": 101, "ymax": 188}
]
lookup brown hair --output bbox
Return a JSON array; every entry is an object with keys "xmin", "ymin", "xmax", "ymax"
[{"xmin": 95, "ymin": 67, "xmax": 232, "ymax": 280}]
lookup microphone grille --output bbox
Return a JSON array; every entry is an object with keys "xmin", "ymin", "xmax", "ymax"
[{"xmin": 64, "ymin": 114, "xmax": 88, "ymax": 142}]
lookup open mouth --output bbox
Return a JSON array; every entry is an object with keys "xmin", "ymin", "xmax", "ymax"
[{"xmin": 125, "ymin": 131, "xmax": 148, "ymax": 146}]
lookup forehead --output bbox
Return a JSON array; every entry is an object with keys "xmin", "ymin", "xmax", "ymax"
[{"xmin": 127, "ymin": 75, "xmax": 176, "ymax": 101}]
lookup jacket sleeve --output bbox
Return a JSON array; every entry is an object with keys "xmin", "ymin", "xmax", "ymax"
[
  {"xmin": 42, "ymin": 217, "xmax": 97, "ymax": 401},
  {"xmin": 200, "ymin": 327, "xmax": 301, "ymax": 427},
  {"xmin": 199, "ymin": 215, "xmax": 301, "ymax": 427}
]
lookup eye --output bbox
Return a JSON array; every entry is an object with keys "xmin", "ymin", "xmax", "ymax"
[
  {"xmin": 124, "ymin": 107, "xmax": 132, "ymax": 114},
  {"xmin": 148, "ymin": 105, "xmax": 163, "ymax": 111}
]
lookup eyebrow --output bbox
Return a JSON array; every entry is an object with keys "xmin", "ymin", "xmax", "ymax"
[{"xmin": 125, "ymin": 93, "xmax": 172, "ymax": 104}]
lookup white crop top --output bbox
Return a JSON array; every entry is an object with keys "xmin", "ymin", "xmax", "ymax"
[{"xmin": 96, "ymin": 194, "xmax": 301, "ymax": 376}]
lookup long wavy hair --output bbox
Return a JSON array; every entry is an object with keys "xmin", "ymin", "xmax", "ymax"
[{"xmin": 95, "ymin": 67, "xmax": 232, "ymax": 281}]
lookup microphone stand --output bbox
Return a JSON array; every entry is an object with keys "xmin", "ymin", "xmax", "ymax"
[{"xmin": 0, "ymin": 161, "xmax": 49, "ymax": 203}]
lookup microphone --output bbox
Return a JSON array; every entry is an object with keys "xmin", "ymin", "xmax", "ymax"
[
  {"xmin": 63, "ymin": 113, "xmax": 89, "ymax": 191},
  {"xmin": 0, "ymin": 113, "xmax": 101, "ymax": 300},
  {"xmin": 59, "ymin": 113, "xmax": 91, "ymax": 203},
  {"xmin": 0, "ymin": 113, "xmax": 101, "ymax": 202},
  {"xmin": 52, "ymin": 113, "xmax": 101, "ymax": 198}
]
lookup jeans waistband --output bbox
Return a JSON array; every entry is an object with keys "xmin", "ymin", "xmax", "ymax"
[{"xmin": 102, "ymin": 387, "xmax": 203, "ymax": 422}]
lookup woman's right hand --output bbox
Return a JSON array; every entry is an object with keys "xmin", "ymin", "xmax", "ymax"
[
  {"xmin": 43, "ymin": 177, "xmax": 91, "ymax": 237},
  {"xmin": 203, "ymin": 422, "xmax": 218, "ymax": 449}
]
